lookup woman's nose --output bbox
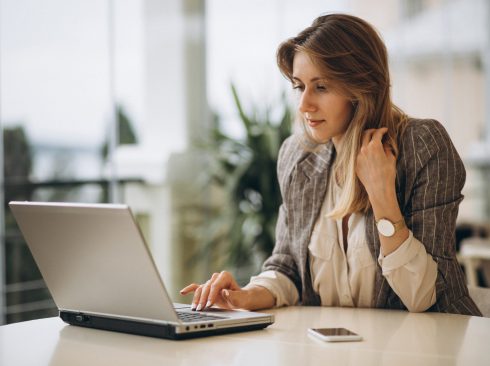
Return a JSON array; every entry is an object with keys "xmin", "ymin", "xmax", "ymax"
[{"xmin": 298, "ymin": 90, "xmax": 316, "ymax": 114}]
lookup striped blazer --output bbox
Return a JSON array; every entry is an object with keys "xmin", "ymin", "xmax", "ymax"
[{"xmin": 263, "ymin": 118, "xmax": 482, "ymax": 316}]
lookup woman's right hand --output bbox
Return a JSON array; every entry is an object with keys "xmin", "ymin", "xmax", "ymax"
[{"xmin": 180, "ymin": 271, "xmax": 275, "ymax": 311}]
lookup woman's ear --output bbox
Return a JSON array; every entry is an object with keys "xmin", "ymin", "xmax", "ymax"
[{"xmin": 350, "ymin": 100, "xmax": 359, "ymax": 119}]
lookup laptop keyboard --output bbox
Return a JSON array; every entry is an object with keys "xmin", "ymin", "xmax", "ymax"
[{"xmin": 177, "ymin": 311, "xmax": 225, "ymax": 323}]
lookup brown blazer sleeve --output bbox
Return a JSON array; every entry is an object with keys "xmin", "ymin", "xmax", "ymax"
[{"xmin": 395, "ymin": 119, "xmax": 481, "ymax": 315}]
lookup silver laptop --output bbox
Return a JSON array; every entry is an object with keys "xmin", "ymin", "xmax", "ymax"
[{"xmin": 9, "ymin": 201, "xmax": 274, "ymax": 340}]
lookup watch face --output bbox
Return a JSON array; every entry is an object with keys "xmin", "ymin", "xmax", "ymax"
[{"xmin": 377, "ymin": 219, "xmax": 395, "ymax": 237}]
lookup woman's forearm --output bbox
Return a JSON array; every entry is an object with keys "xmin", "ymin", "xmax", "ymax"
[{"xmin": 370, "ymin": 188, "xmax": 410, "ymax": 256}]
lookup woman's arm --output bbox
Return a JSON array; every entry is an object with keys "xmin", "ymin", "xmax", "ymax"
[
  {"xmin": 262, "ymin": 135, "xmax": 304, "ymax": 297},
  {"xmin": 355, "ymin": 125, "xmax": 438, "ymax": 312},
  {"xmin": 395, "ymin": 120, "xmax": 479, "ymax": 314},
  {"xmin": 356, "ymin": 127, "xmax": 409, "ymax": 255},
  {"xmin": 357, "ymin": 121, "xmax": 480, "ymax": 314}
]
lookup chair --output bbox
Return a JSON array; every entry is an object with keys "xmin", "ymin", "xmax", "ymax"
[
  {"xmin": 458, "ymin": 237, "xmax": 490, "ymax": 286},
  {"xmin": 468, "ymin": 285, "xmax": 490, "ymax": 318}
]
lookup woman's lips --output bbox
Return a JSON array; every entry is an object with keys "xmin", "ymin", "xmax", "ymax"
[{"xmin": 307, "ymin": 119, "xmax": 325, "ymax": 128}]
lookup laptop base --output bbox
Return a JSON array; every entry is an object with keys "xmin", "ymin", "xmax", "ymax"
[{"xmin": 60, "ymin": 311, "xmax": 272, "ymax": 340}]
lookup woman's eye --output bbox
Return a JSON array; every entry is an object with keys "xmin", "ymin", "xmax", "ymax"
[
  {"xmin": 316, "ymin": 84, "xmax": 327, "ymax": 91},
  {"xmin": 292, "ymin": 84, "xmax": 304, "ymax": 91}
]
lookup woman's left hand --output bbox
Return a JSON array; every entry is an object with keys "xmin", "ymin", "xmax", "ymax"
[{"xmin": 355, "ymin": 128, "xmax": 397, "ymax": 204}]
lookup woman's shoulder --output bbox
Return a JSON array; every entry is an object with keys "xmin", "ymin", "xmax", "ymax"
[
  {"xmin": 276, "ymin": 134, "xmax": 334, "ymax": 186},
  {"xmin": 401, "ymin": 118, "xmax": 450, "ymax": 141},
  {"xmin": 277, "ymin": 134, "xmax": 334, "ymax": 170},
  {"xmin": 277, "ymin": 134, "xmax": 304, "ymax": 175},
  {"xmin": 398, "ymin": 118, "xmax": 456, "ymax": 159}
]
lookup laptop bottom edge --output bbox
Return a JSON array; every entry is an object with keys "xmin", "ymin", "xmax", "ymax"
[{"xmin": 59, "ymin": 311, "xmax": 272, "ymax": 340}]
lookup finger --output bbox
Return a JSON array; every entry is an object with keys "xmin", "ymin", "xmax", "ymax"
[
  {"xmin": 207, "ymin": 274, "xmax": 225, "ymax": 307},
  {"xmin": 384, "ymin": 146, "xmax": 396, "ymax": 160},
  {"xmin": 361, "ymin": 129, "xmax": 376, "ymax": 147},
  {"xmin": 207, "ymin": 271, "xmax": 236, "ymax": 306},
  {"xmin": 371, "ymin": 127, "xmax": 388, "ymax": 142},
  {"xmin": 226, "ymin": 271, "xmax": 242, "ymax": 291},
  {"xmin": 200, "ymin": 271, "xmax": 224, "ymax": 310},
  {"xmin": 197, "ymin": 280, "xmax": 213, "ymax": 311},
  {"xmin": 191, "ymin": 285, "xmax": 203, "ymax": 311},
  {"xmin": 384, "ymin": 145, "xmax": 394, "ymax": 154},
  {"xmin": 202, "ymin": 272, "xmax": 223, "ymax": 309},
  {"xmin": 180, "ymin": 283, "xmax": 199, "ymax": 295}
]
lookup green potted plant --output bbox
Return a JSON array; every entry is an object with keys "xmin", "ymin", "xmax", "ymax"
[{"xmin": 195, "ymin": 84, "xmax": 292, "ymax": 282}]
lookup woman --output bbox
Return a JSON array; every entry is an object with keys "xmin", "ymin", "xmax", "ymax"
[{"xmin": 181, "ymin": 14, "xmax": 481, "ymax": 315}]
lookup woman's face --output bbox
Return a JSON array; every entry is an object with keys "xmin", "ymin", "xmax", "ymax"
[{"xmin": 292, "ymin": 51, "xmax": 353, "ymax": 146}]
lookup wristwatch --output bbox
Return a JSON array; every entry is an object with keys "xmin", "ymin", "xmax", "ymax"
[{"xmin": 375, "ymin": 218, "xmax": 406, "ymax": 237}]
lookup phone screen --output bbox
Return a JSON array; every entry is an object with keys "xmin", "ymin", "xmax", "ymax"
[{"xmin": 310, "ymin": 328, "xmax": 358, "ymax": 336}]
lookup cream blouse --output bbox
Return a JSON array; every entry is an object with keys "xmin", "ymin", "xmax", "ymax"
[{"xmin": 250, "ymin": 173, "xmax": 437, "ymax": 312}]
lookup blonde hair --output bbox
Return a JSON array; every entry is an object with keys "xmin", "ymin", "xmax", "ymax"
[{"xmin": 277, "ymin": 14, "xmax": 408, "ymax": 219}]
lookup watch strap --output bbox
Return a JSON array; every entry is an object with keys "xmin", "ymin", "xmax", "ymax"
[{"xmin": 392, "ymin": 218, "xmax": 406, "ymax": 233}]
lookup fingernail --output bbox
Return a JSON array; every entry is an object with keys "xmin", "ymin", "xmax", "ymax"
[
  {"xmin": 196, "ymin": 303, "xmax": 202, "ymax": 311},
  {"xmin": 191, "ymin": 303, "xmax": 196, "ymax": 310},
  {"xmin": 206, "ymin": 300, "xmax": 212, "ymax": 309},
  {"xmin": 223, "ymin": 290, "xmax": 229, "ymax": 298}
]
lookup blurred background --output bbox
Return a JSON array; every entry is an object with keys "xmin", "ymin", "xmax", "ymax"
[{"xmin": 1, "ymin": 0, "xmax": 489, "ymax": 324}]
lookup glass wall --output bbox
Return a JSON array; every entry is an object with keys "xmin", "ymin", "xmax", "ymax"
[{"xmin": 0, "ymin": 0, "xmax": 145, "ymax": 323}]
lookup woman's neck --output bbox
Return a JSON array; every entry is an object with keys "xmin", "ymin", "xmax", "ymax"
[{"xmin": 332, "ymin": 134, "xmax": 345, "ymax": 152}]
